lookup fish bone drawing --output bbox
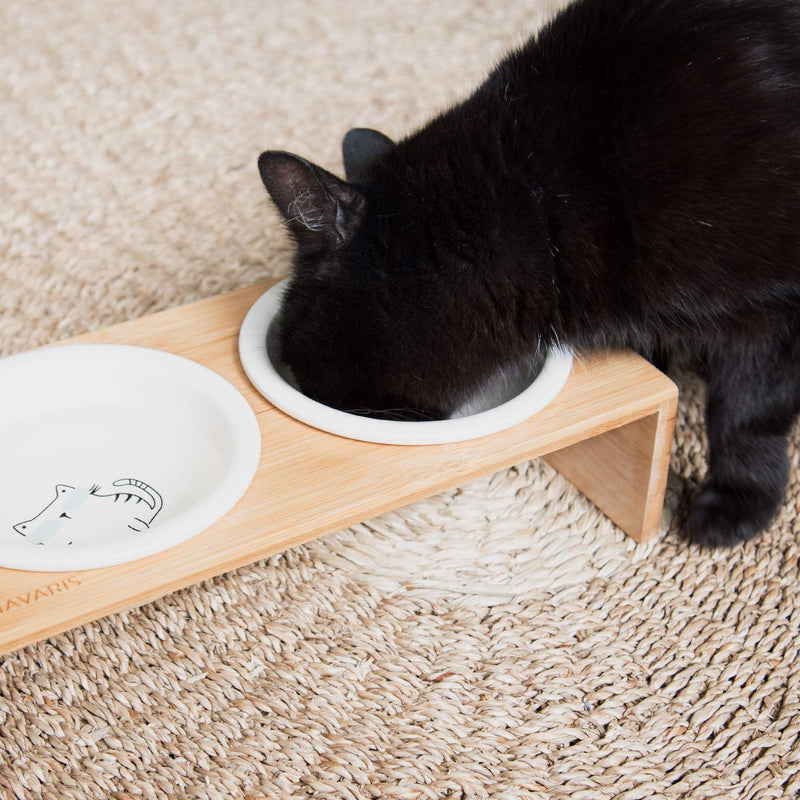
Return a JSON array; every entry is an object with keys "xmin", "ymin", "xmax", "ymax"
[{"xmin": 13, "ymin": 479, "xmax": 164, "ymax": 546}]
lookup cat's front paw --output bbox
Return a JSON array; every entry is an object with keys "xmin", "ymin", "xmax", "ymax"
[{"xmin": 688, "ymin": 483, "xmax": 780, "ymax": 548}]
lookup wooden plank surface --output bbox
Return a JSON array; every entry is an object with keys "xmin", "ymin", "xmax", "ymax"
[
  {"xmin": 544, "ymin": 399, "xmax": 676, "ymax": 542},
  {"xmin": 0, "ymin": 279, "xmax": 677, "ymax": 655}
]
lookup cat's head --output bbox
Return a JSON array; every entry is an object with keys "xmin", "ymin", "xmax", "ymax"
[
  {"xmin": 258, "ymin": 128, "xmax": 549, "ymax": 420},
  {"xmin": 13, "ymin": 484, "xmax": 76, "ymax": 544}
]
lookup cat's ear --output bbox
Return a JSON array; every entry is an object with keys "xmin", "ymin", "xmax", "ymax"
[
  {"xmin": 258, "ymin": 151, "xmax": 365, "ymax": 246},
  {"xmin": 342, "ymin": 128, "xmax": 395, "ymax": 181}
]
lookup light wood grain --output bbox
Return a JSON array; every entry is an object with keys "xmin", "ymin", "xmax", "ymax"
[
  {"xmin": 0, "ymin": 279, "xmax": 678, "ymax": 655},
  {"xmin": 544, "ymin": 400, "xmax": 676, "ymax": 541}
]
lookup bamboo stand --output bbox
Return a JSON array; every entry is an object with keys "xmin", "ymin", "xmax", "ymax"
[{"xmin": 0, "ymin": 279, "xmax": 677, "ymax": 656}]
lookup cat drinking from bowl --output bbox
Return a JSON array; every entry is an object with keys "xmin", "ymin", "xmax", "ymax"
[{"xmin": 257, "ymin": 0, "xmax": 800, "ymax": 548}]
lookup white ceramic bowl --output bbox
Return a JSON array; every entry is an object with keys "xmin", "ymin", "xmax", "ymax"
[
  {"xmin": 239, "ymin": 281, "xmax": 573, "ymax": 445},
  {"xmin": 0, "ymin": 344, "xmax": 261, "ymax": 572}
]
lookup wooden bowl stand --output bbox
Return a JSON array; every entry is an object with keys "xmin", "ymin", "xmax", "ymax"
[{"xmin": 0, "ymin": 279, "xmax": 677, "ymax": 656}]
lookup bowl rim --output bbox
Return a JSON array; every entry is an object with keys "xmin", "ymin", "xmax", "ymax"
[
  {"xmin": 238, "ymin": 280, "xmax": 573, "ymax": 445},
  {"xmin": 0, "ymin": 343, "xmax": 261, "ymax": 571}
]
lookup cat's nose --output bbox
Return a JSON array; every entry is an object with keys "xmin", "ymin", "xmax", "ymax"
[{"xmin": 22, "ymin": 519, "xmax": 60, "ymax": 544}]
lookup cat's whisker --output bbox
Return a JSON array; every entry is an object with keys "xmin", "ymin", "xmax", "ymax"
[{"xmin": 345, "ymin": 406, "xmax": 441, "ymax": 422}]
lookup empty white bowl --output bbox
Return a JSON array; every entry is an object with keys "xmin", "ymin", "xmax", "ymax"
[
  {"xmin": 239, "ymin": 281, "xmax": 573, "ymax": 445},
  {"xmin": 0, "ymin": 344, "xmax": 261, "ymax": 571}
]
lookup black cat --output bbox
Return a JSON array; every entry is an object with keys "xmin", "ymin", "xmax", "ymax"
[{"xmin": 257, "ymin": 0, "xmax": 800, "ymax": 548}]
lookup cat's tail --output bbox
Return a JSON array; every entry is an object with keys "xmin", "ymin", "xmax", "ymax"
[{"xmin": 113, "ymin": 478, "xmax": 163, "ymax": 517}]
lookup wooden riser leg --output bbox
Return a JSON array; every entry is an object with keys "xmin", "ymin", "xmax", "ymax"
[{"xmin": 543, "ymin": 397, "xmax": 677, "ymax": 543}]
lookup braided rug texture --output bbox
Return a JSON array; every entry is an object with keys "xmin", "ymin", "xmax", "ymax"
[{"xmin": 1, "ymin": 1, "xmax": 798, "ymax": 798}]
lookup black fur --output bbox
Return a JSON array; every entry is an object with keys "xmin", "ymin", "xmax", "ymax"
[{"xmin": 258, "ymin": 0, "xmax": 800, "ymax": 548}]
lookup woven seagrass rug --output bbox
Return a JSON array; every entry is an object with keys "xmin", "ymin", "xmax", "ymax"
[{"xmin": 1, "ymin": 1, "xmax": 798, "ymax": 798}]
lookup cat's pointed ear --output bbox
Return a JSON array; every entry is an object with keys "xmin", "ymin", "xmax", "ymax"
[
  {"xmin": 258, "ymin": 151, "xmax": 365, "ymax": 246},
  {"xmin": 342, "ymin": 128, "xmax": 395, "ymax": 181}
]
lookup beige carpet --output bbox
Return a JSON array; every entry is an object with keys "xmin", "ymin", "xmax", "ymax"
[{"xmin": 1, "ymin": 1, "xmax": 799, "ymax": 798}]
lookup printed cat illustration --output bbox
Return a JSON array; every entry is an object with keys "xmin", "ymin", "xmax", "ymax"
[{"xmin": 13, "ymin": 479, "xmax": 163, "ymax": 546}]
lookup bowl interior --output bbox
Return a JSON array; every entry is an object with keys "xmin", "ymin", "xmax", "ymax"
[
  {"xmin": 0, "ymin": 344, "xmax": 260, "ymax": 571},
  {"xmin": 265, "ymin": 312, "xmax": 546, "ymax": 419}
]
